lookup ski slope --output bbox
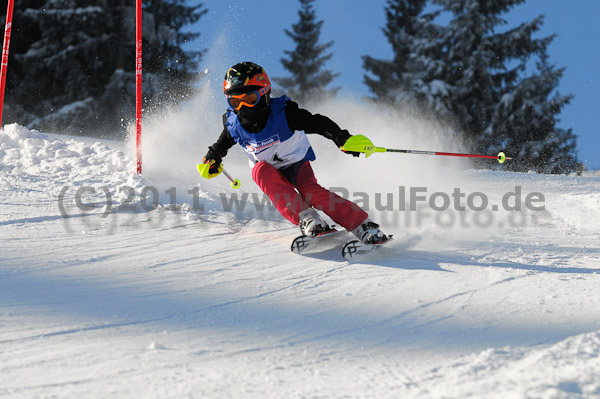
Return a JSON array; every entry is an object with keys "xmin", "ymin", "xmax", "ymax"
[{"xmin": 1, "ymin": 120, "xmax": 599, "ymax": 399}]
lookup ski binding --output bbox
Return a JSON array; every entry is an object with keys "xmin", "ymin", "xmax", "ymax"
[
  {"xmin": 291, "ymin": 228, "xmax": 341, "ymax": 254},
  {"xmin": 341, "ymin": 236, "xmax": 393, "ymax": 260}
]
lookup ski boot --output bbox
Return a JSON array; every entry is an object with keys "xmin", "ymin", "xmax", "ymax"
[
  {"xmin": 351, "ymin": 218, "xmax": 389, "ymax": 244},
  {"xmin": 298, "ymin": 207, "xmax": 332, "ymax": 237},
  {"xmin": 341, "ymin": 218, "xmax": 391, "ymax": 259}
]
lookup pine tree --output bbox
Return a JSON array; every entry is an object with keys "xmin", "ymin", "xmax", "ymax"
[
  {"xmin": 424, "ymin": 1, "xmax": 530, "ymax": 148},
  {"xmin": 274, "ymin": 0, "xmax": 339, "ymax": 105},
  {"xmin": 432, "ymin": 0, "xmax": 579, "ymax": 172},
  {"xmin": 492, "ymin": 48, "xmax": 578, "ymax": 173},
  {"xmin": 141, "ymin": 0, "xmax": 206, "ymax": 109},
  {"xmin": 362, "ymin": 0, "xmax": 437, "ymax": 106},
  {"xmin": 0, "ymin": 0, "xmax": 206, "ymax": 138},
  {"xmin": 364, "ymin": 0, "xmax": 579, "ymax": 172}
]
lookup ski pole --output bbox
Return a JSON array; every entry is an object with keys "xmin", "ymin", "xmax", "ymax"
[
  {"xmin": 222, "ymin": 168, "xmax": 241, "ymax": 189},
  {"xmin": 342, "ymin": 135, "xmax": 511, "ymax": 164},
  {"xmin": 384, "ymin": 148, "xmax": 510, "ymax": 163},
  {"xmin": 196, "ymin": 162, "xmax": 241, "ymax": 189}
]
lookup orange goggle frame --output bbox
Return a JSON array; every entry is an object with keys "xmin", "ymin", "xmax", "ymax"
[{"xmin": 227, "ymin": 86, "xmax": 270, "ymax": 110}]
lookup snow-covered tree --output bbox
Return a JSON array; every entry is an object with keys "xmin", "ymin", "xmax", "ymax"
[
  {"xmin": 364, "ymin": 0, "xmax": 579, "ymax": 172},
  {"xmin": 274, "ymin": 0, "xmax": 339, "ymax": 105},
  {"xmin": 0, "ymin": 0, "xmax": 206, "ymax": 138},
  {"xmin": 433, "ymin": 0, "xmax": 579, "ymax": 172},
  {"xmin": 362, "ymin": 0, "xmax": 440, "ymax": 106},
  {"xmin": 141, "ymin": 0, "xmax": 206, "ymax": 109},
  {"xmin": 492, "ymin": 48, "xmax": 578, "ymax": 173}
]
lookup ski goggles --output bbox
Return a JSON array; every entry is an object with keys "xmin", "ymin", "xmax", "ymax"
[{"xmin": 226, "ymin": 86, "xmax": 270, "ymax": 110}]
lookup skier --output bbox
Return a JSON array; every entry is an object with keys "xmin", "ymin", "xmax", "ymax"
[{"xmin": 201, "ymin": 61, "xmax": 388, "ymax": 245}]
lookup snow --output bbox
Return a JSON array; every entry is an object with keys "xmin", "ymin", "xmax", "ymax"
[{"xmin": 1, "ymin": 114, "xmax": 599, "ymax": 398}]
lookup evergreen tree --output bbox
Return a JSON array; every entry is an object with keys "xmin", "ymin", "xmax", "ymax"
[
  {"xmin": 493, "ymin": 48, "xmax": 578, "ymax": 173},
  {"xmin": 364, "ymin": 0, "xmax": 579, "ymax": 172},
  {"xmin": 142, "ymin": 0, "xmax": 206, "ymax": 109},
  {"xmin": 0, "ymin": 0, "xmax": 206, "ymax": 138},
  {"xmin": 429, "ymin": 0, "xmax": 548, "ymax": 152},
  {"xmin": 274, "ymin": 0, "xmax": 339, "ymax": 105},
  {"xmin": 433, "ymin": 0, "xmax": 579, "ymax": 172},
  {"xmin": 362, "ymin": 0, "xmax": 439, "ymax": 106}
]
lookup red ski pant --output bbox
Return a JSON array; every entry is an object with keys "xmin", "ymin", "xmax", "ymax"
[{"xmin": 251, "ymin": 161, "xmax": 368, "ymax": 231}]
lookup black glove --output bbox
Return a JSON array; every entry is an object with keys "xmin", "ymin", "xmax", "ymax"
[
  {"xmin": 332, "ymin": 129, "xmax": 351, "ymax": 147},
  {"xmin": 344, "ymin": 150, "xmax": 361, "ymax": 157},
  {"xmin": 203, "ymin": 147, "xmax": 223, "ymax": 174},
  {"xmin": 333, "ymin": 130, "xmax": 360, "ymax": 157}
]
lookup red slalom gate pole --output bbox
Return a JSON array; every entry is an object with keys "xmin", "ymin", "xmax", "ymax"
[
  {"xmin": 0, "ymin": 0, "xmax": 15, "ymax": 131},
  {"xmin": 135, "ymin": 0, "xmax": 142, "ymax": 174}
]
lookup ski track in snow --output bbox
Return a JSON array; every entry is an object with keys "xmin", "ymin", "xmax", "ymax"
[{"xmin": 1, "ymin": 124, "xmax": 600, "ymax": 398}]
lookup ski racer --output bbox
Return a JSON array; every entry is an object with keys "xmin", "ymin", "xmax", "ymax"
[{"xmin": 200, "ymin": 61, "xmax": 388, "ymax": 245}]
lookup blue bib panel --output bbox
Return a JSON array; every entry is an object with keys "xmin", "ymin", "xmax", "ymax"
[{"xmin": 226, "ymin": 96, "xmax": 316, "ymax": 169}]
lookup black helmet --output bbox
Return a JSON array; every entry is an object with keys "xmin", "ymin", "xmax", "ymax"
[{"xmin": 223, "ymin": 62, "xmax": 271, "ymax": 95}]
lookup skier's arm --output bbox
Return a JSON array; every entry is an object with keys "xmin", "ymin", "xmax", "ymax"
[
  {"xmin": 203, "ymin": 114, "xmax": 236, "ymax": 173},
  {"xmin": 284, "ymin": 100, "xmax": 352, "ymax": 147}
]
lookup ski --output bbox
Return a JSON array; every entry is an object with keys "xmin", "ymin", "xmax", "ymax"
[
  {"xmin": 291, "ymin": 228, "xmax": 342, "ymax": 254},
  {"xmin": 341, "ymin": 237, "xmax": 393, "ymax": 260}
]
